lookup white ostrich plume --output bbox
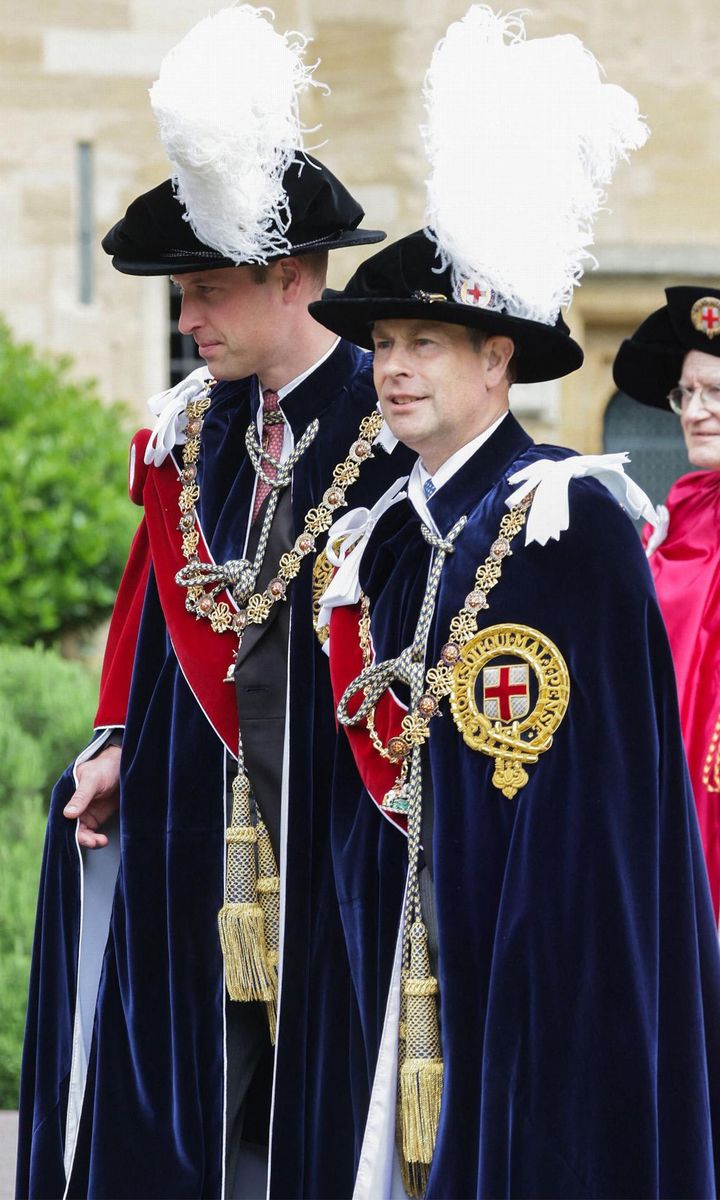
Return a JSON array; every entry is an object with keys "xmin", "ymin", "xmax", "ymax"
[
  {"xmin": 149, "ymin": 5, "xmax": 326, "ymax": 264},
  {"xmin": 422, "ymin": 6, "xmax": 649, "ymax": 324}
]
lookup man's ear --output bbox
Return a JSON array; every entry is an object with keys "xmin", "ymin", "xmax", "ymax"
[
  {"xmin": 485, "ymin": 336, "xmax": 515, "ymax": 385},
  {"xmin": 277, "ymin": 256, "xmax": 302, "ymax": 297}
]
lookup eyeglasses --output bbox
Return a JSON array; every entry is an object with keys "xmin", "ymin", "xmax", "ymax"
[{"xmin": 667, "ymin": 383, "xmax": 720, "ymax": 416}]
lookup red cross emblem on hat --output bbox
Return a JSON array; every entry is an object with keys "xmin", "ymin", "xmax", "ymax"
[
  {"xmin": 459, "ymin": 279, "xmax": 495, "ymax": 308},
  {"xmin": 482, "ymin": 663, "xmax": 530, "ymax": 722},
  {"xmin": 691, "ymin": 297, "xmax": 720, "ymax": 340}
]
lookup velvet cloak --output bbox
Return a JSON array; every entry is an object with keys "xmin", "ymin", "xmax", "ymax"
[
  {"xmin": 328, "ymin": 414, "xmax": 720, "ymax": 1198},
  {"xmin": 16, "ymin": 340, "xmax": 413, "ymax": 1200}
]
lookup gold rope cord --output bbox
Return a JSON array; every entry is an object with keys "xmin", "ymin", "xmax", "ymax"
[
  {"xmin": 218, "ymin": 772, "xmax": 274, "ymax": 1005},
  {"xmin": 177, "ymin": 384, "xmax": 388, "ymax": 1031},
  {"xmin": 400, "ymin": 923, "xmax": 443, "ymax": 1172},
  {"xmin": 340, "ymin": 494, "xmax": 533, "ymax": 1195},
  {"xmin": 256, "ymin": 822, "xmax": 281, "ymax": 1041}
]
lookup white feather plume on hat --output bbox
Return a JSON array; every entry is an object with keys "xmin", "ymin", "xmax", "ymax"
[
  {"xmin": 422, "ymin": 6, "xmax": 649, "ymax": 325},
  {"xmin": 149, "ymin": 5, "xmax": 325, "ymax": 264}
]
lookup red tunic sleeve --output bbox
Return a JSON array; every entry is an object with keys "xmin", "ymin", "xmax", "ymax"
[{"xmin": 94, "ymin": 431, "xmax": 154, "ymax": 727}]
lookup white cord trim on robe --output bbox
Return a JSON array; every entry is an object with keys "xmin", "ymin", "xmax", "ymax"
[
  {"xmin": 352, "ymin": 881, "xmax": 407, "ymax": 1200},
  {"xmin": 316, "ymin": 476, "xmax": 409, "ymax": 643},
  {"xmin": 144, "ymin": 366, "xmax": 212, "ymax": 467},
  {"xmin": 63, "ymin": 726, "xmax": 123, "ymax": 1191},
  {"xmin": 266, "ymin": 593, "xmax": 294, "ymax": 1198},
  {"xmin": 505, "ymin": 452, "xmax": 658, "ymax": 546},
  {"xmin": 645, "ymin": 503, "xmax": 669, "ymax": 557}
]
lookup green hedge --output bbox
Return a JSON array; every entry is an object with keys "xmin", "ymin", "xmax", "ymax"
[
  {"xmin": 0, "ymin": 643, "xmax": 100, "ymax": 810},
  {"xmin": 0, "ymin": 795, "xmax": 48, "ymax": 1108},
  {"xmin": 0, "ymin": 321, "xmax": 139, "ymax": 644},
  {"xmin": 0, "ymin": 643, "xmax": 100, "ymax": 1107}
]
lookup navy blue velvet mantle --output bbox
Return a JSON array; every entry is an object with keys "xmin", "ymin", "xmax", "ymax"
[
  {"xmin": 16, "ymin": 340, "xmax": 415, "ymax": 1200},
  {"xmin": 330, "ymin": 413, "xmax": 720, "ymax": 1198}
]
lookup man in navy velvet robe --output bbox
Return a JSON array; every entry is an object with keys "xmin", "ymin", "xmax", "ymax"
[
  {"xmin": 309, "ymin": 230, "xmax": 720, "ymax": 1198},
  {"xmin": 15, "ymin": 149, "xmax": 416, "ymax": 1198}
]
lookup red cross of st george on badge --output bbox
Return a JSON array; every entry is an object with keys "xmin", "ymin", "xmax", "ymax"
[
  {"xmin": 483, "ymin": 663, "xmax": 530, "ymax": 721},
  {"xmin": 449, "ymin": 624, "xmax": 570, "ymax": 799},
  {"xmin": 691, "ymin": 297, "xmax": 720, "ymax": 340},
  {"xmin": 459, "ymin": 279, "xmax": 495, "ymax": 308}
]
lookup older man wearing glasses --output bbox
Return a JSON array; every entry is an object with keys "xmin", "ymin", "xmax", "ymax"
[{"xmin": 614, "ymin": 286, "xmax": 720, "ymax": 923}]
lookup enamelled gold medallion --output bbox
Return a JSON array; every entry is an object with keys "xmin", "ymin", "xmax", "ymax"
[
  {"xmin": 449, "ymin": 624, "xmax": 570, "ymax": 799},
  {"xmin": 691, "ymin": 297, "xmax": 720, "ymax": 340}
]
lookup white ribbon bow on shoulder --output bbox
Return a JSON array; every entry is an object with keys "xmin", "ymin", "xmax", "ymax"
[
  {"xmin": 506, "ymin": 452, "xmax": 658, "ymax": 546},
  {"xmin": 315, "ymin": 476, "xmax": 409, "ymax": 640},
  {"xmin": 144, "ymin": 366, "xmax": 212, "ymax": 467}
]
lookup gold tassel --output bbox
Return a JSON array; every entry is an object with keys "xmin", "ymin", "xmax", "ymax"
[
  {"xmin": 401, "ymin": 1059, "xmax": 443, "ymax": 1167},
  {"xmin": 396, "ymin": 985, "xmax": 425, "ymax": 1198},
  {"xmin": 400, "ymin": 922, "xmax": 444, "ymax": 1177},
  {"xmin": 218, "ymin": 772, "xmax": 273, "ymax": 1002},
  {"xmin": 402, "ymin": 1160, "xmax": 430, "ymax": 1200},
  {"xmin": 256, "ymin": 821, "xmax": 280, "ymax": 1043},
  {"xmin": 218, "ymin": 898, "xmax": 272, "ymax": 1001}
]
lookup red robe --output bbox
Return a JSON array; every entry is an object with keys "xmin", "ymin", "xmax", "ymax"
[{"xmin": 648, "ymin": 469, "xmax": 720, "ymax": 918}]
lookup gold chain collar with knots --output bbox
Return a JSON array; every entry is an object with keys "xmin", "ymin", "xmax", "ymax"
[
  {"xmin": 358, "ymin": 492, "xmax": 534, "ymax": 808},
  {"xmin": 333, "ymin": 489, "xmax": 538, "ymax": 1197},
  {"xmin": 173, "ymin": 378, "xmax": 386, "ymax": 1037},
  {"xmin": 175, "ymin": 379, "xmax": 385, "ymax": 677},
  {"xmin": 339, "ymin": 489, "xmax": 534, "ymax": 1194},
  {"xmin": 336, "ymin": 484, "xmax": 572, "ymax": 1195}
]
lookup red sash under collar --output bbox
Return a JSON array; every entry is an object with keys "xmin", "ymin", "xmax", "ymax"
[
  {"xmin": 96, "ymin": 432, "xmax": 239, "ymax": 755},
  {"xmin": 329, "ymin": 602, "xmax": 408, "ymax": 835}
]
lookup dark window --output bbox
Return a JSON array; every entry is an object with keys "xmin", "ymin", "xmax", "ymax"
[
  {"xmin": 169, "ymin": 281, "xmax": 201, "ymax": 386},
  {"xmin": 603, "ymin": 390, "xmax": 695, "ymax": 514}
]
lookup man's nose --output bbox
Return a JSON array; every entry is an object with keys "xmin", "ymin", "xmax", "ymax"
[
  {"xmin": 177, "ymin": 296, "xmax": 200, "ymax": 335},
  {"xmin": 383, "ymin": 345, "xmax": 412, "ymax": 376},
  {"xmin": 684, "ymin": 386, "xmax": 712, "ymax": 419}
]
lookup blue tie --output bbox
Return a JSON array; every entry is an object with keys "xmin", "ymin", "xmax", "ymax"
[{"xmin": 423, "ymin": 478, "xmax": 436, "ymax": 501}]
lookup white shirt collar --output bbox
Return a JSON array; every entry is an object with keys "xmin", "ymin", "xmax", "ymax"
[
  {"xmin": 409, "ymin": 410, "xmax": 508, "ymax": 531},
  {"xmin": 255, "ymin": 337, "xmax": 341, "ymax": 456}
]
